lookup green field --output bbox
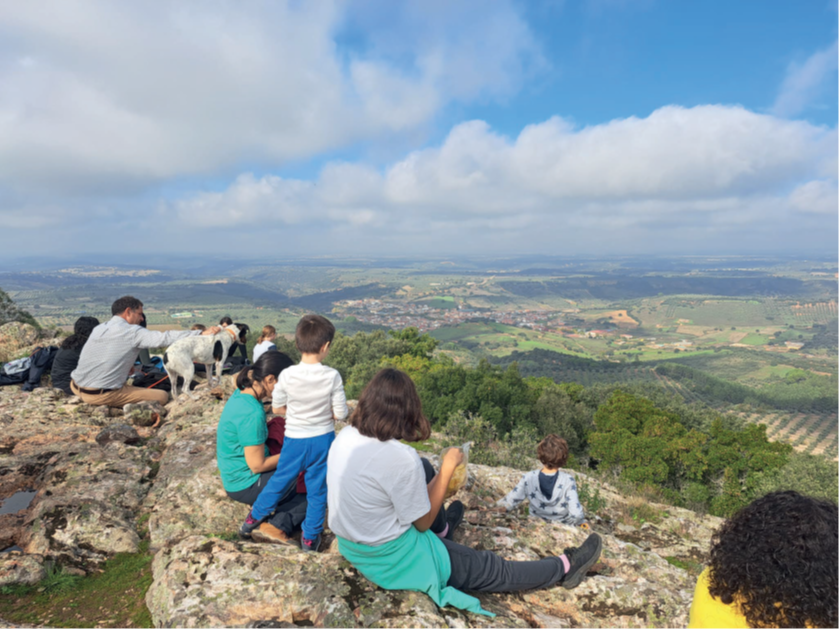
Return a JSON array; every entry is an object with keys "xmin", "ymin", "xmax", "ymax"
[{"xmin": 5, "ymin": 256, "xmax": 836, "ymax": 461}]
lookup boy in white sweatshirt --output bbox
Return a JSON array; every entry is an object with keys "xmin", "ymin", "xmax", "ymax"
[{"xmin": 241, "ymin": 314, "xmax": 348, "ymax": 551}]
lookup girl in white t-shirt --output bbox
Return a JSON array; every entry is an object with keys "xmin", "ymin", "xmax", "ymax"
[
  {"xmin": 327, "ymin": 369, "xmax": 603, "ymax": 617},
  {"xmin": 252, "ymin": 325, "xmax": 278, "ymax": 363}
]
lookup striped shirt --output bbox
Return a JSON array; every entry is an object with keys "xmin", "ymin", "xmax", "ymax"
[{"xmin": 71, "ymin": 316, "xmax": 198, "ymax": 390}]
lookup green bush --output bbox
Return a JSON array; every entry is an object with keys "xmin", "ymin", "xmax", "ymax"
[
  {"xmin": 441, "ymin": 411, "xmax": 537, "ymax": 471},
  {"xmin": 750, "ymin": 451, "xmax": 839, "ymax": 503},
  {"xmin": 589, "ymin": 390, "xmax": 791, "ymax": 517}
]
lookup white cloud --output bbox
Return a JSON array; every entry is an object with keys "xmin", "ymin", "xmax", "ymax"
[
  {"xmin": 168, "ymin": 105, "xmax": 837, "ymax": 253},
  {"xmin": 0, "ymin": 0, "xmax": 541, "ymax": 194},
  {"xmin": 788, "ymin": 180, "xmax": 838, "ymax": 214},
  {"xmin": 772, "ymin": 41, "xmax": 838, "ymax": 118}
]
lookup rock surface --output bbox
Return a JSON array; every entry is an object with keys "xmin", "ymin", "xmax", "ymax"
[
  {"xmin": 0, "ymin": 378, "xmax": 722, "ymax": 628},
  {"xmin": 95, "ymin": 423, "xmax": 142, "ymax": 446},
  {"xmin": 125, "ymin": 401, "xmax": 167, "ymax": 427},
  {"xmin": 0, "ymin": 322, "xmax": 42, "ymax": 362},
  {"xmin": 0, "ymin": 552, "xmax": 45, "ymax": 586}
]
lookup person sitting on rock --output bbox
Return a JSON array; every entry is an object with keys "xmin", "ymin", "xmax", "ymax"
[
  {"xmin": 135, "ymin": 312, "xmax": 155, "ymax": 370},
  {"xmin": 70, "ymin": 295, "xmax": 219, "ymax": 407},
  {"xmin": 51, "ymin": 316, "xmax": 100, "ymax": 395},
  {"xmin": 218, "ymin": 350, "xmax": 308, "ymax": 545},
  {"xmin": 688, "ymin": 490, "xmax": 837, "ymax": 629},
  {"xmin": 252, "ymin": 325, "xmax": 278, "ymax": 364},
  {"xmin": 326, "ymin": 368, "xmax": 603, "ymax": 618},
  {"xmin": 497, "ymin": 434, "xmax": 585, "ymax": 526}
]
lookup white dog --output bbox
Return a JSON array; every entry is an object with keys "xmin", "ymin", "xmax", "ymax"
[{"xmin": 163, "ymin": 324, "xmax": 240, "ymax": 399}]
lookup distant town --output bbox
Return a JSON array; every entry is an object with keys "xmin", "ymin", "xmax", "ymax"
[
  {"xmin": 333, "ymin": 298, "xmax": 563, "ymax": 333},
  {"xmin": 332, "ymin": 298, "xmax": 810, "ymax": 354}
]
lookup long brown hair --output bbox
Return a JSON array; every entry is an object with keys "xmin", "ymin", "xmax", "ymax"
[
  {"xmin": 258, "ymin": 325, "xmax": 277, "ymax": 343},
  {"xmin": 351, "ymin": 368, "xmax": 430, "ymax": 442}
]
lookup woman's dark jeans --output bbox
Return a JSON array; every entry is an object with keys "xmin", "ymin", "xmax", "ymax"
[{"xmin": 420, "ymin": 458, "xmax": 566, "ymax": 592}]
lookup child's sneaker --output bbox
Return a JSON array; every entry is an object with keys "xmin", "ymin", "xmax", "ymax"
[
  {"xmin": 252, "ymin": 522, "xmax": 294, "ymax": 546},
  {"xmin": 238, "ymin": 512, "xmax": 260, "ymax": 539},
  {"xmin": 300, "ymin": 534, "xmax": 322, "ymax": 553},
  {"xmin": 444, "ymin": 500, "xmax": 465, "ymax": 540},
  {"xmin": 561, "ymin": 533, "xmax": 602, "ymax": 589}
]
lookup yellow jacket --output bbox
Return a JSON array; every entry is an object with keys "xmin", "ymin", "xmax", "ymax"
[{"xmin": 688, "ymin": 567, "xmax": 750, "ymax": 629}]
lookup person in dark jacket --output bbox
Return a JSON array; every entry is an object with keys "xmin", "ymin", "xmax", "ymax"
[{"xmin": 51, "ymin": 316, "xmax": 100, "ymax": 395}]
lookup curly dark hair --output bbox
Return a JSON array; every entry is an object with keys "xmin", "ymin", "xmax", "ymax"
[
  {"xmin": 60, "ymin": 316, "xmax": 100, "ymax": 350},
  {"xmin": 708, "ymin": 490, "xmax": 838, "ymax": 628}
]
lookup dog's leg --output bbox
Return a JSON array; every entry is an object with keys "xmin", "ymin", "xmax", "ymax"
[
  {"xmin": 163, "ymin": 352, "xmax": 177, "ymax": 400},
  {"xmin": 183, "ymin": 363, "xmax": 196, "ymax": 399},
  {"xmin": 215, "ymin": 346, "xmax": 230, "ymax": 390},
  {"xmin": 213, "ymin": 360, "xmax": 222, "ymax": 388}
]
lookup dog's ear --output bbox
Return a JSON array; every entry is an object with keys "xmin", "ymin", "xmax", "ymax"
[{"xmin": 213, "ymin": 340, "xmax": 224, "ymax": 361}]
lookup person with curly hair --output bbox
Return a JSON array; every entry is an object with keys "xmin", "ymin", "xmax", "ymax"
[
  {"xmin": 51, "ymin": 316, "xmax": 100, "ymax": 395},
  {"xmin": 689, "ymin": 490, "xmax": 838, "ymax": 628}
]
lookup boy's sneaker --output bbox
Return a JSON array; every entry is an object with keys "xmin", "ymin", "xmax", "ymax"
[
  {"xmin": 251, "ymin": 522, "xmax": 294, "ymax": 546},
  {"xmin": 300, "ymin": 534, "xmax": 321, "ymax": 553},
  {"xmin": 238, "ymin": 512, "xmax": 260, "ymax": 539},
  {"xmin": 561, "ymin": 533, "xmax": 602, "ymax": 590},
  {"xmin": 444, "ymin": 500, "xmax": 465, "ymax": 540}
]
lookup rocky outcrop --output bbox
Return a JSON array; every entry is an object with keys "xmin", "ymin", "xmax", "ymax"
[
  {"xmin": 0, "ymin": 379, "xmax": 721, "ymax": 628},
  {"xmin": 0, "ymin": 386, "xmax": 154, "ymax": 570},
  {"xmin": 0, "ymin": 322, "xmax": 40, "ymax": 359}
]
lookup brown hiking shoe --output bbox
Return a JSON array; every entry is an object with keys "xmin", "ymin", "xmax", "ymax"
[{"xmin": 251, "ymin": 523, "xmax": 295, "ymax": 546}]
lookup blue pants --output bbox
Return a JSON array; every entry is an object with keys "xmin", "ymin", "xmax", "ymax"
[{"xmin": 251, "ymin": 431, "xmax": 334, "ymax": 540}]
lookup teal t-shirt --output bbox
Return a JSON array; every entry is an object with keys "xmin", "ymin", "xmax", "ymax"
[{"xmin": 216, "ymin": 390, "xmax": 269, "ymax": 492}]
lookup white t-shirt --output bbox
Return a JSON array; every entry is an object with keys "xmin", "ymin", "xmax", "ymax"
[
  {"xmin": 252, "ymin": 340, "xmax": 277, "ymax": 364},
  {"xmin": 271, "ymin": 362, "xmax": 348, "ymax": 438},
  {"xmin": 327, "ymin": 425, "xmax": 430, "ymax": 545}
]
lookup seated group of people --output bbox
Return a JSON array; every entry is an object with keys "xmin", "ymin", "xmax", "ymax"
[
  {"xmin": 53, "ymin": 296, "xmax": 262, "ymax": 405},
  {"xmin": 35, "ymin": 296, "xmax": 839, "ymax": 624},
  {"xmin": 217, "ymin": 313, "xmax": 838, "ymax": 625},
  {"xmin": 217, "ymin": 313, "xmax": 603, "ymax": 618}
]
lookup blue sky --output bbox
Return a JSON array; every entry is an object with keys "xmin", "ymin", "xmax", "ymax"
[{"xmin": 0, "ymin": 0, "xmax": 835, "ymax": 259}]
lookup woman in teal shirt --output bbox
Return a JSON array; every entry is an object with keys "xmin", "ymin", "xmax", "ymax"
[{"xmin": 217, "ymin": 350, "xmax": 306, "ymax": 545}]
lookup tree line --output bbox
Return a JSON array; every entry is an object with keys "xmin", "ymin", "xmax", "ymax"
[{"xmin": 316, "ymin": 328, "xmax": 836, "ymax": 517}]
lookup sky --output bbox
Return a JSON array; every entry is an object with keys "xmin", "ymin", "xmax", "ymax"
[{"xmin": 0, "ymin": 0, "xmax": 836, "ymax": 260}]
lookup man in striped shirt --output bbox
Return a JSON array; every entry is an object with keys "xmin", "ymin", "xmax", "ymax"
[{"xmin": 70, "ymin": 296, "xmax": 220, "ymax": 407}]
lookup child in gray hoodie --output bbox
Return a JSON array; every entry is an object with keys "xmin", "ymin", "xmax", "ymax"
[{"xmin": 497, "ymin": 434, "xmax": 585, "ymax": 525}]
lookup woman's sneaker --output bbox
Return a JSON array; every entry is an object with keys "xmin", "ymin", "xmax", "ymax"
[
  {"xmin": 445, "ymin": 500, "xmax": 465, "ymax": 540},
  {"xmin": 561, "ymin": 533, "xmax": 602, "ymax": 589},
  {"xmin": 300, "ymin": 534, "xmax": 322, "ymax": 553}
]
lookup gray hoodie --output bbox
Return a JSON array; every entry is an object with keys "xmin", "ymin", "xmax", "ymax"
[{"xmin": 497, "ymin": 469, "xmax": 585, "ymax": 525}]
